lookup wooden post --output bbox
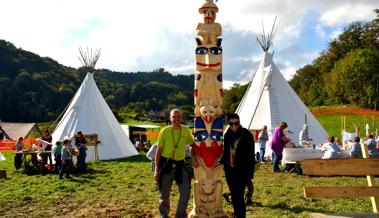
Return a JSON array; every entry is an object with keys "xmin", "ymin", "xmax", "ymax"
[
  {"xmin": 344, "ymin": 116, "xmax": 346, "ymax": 131},
  {"xmin": 361, "ymin": 143, "xmax": 379, "ymax": 213},
  {"xmin": 355, "ymin": 126, "xmax": 360, "ymax": 138}
]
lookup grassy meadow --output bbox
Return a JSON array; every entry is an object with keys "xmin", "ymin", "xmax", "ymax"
[{"xmin": 0, "ymin": 106, "xmax": 378, "ymax": 218}]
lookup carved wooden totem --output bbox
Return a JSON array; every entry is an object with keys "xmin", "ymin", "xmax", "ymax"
[{"xmin": 189, "ymin": 1, "xmax": 227, "ymax": 217}]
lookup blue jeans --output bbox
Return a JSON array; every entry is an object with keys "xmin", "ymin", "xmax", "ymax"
[
  {"xmin": 259, "ymin": 148, "xmax": 265, "ymax": 162},
  {"xmin": 272, "ymin": 152, "xmax": 282, "ymax": 172}
]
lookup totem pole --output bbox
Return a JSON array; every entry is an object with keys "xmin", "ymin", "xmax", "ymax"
[{"xmin": 189, "ymin": 1, "xmax": 227, "ymax": 217}]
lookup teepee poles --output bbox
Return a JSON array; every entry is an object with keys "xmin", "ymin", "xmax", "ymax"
[{"xmin": 78, "ymin": 47, "xmax": 101, "ymax": 72}]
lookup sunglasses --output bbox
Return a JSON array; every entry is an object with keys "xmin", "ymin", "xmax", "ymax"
[{"xmin": 228, "ymin": 121, "xmax": 240, "ymax": 126}]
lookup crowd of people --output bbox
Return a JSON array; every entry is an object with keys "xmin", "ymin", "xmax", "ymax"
[{"xmin": 13, "ymin": 130, "xmax": 88, "ymax": 179}]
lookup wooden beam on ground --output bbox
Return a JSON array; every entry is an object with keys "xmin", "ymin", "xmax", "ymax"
[
  {"xmin": 304, "ymin": 186, "xmax": 379, "ymax": 198},
  {"xmin": 302, "ymin": 159, "xmax": 379, "ymax": 176},
  {"xmin": 361, "ymin": 143, "xmax": 379, "ymax": 213}
]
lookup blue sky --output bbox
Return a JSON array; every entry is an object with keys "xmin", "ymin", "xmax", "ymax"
[{"xmin": 0, "ymin": 0, "xmax": 377, "ymax": 88}]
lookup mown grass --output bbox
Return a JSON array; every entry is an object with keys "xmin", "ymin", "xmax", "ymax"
[
  {"xmin": 316, "ymin": 114, "xmax": 379, "ymax": 139},
  {"xmin": 0, "ymin": 151, "xmax": 375, "ymax": 218}
]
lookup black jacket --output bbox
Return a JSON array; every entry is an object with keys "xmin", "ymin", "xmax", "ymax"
[{"xmin": 222, "ymin": 126, "xmax": 255, "ymax": 177}]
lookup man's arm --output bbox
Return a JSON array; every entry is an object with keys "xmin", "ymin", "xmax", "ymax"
[
  {"xmin": 154, "ymin": 147, "xmax": 162, "ymax": 181},
  {"xmin": 190, "ymin": 143, "xmax": 199, "ymax": 168}
]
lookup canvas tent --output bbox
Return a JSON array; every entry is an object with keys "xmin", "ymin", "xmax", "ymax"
[
  {"xmin": 0, "ymin": 122, "xmax": 41, "ymax": 140},
  {"xmin": 236, "ymin": 24, "xmax": 327, "ymax": 152},
  {"xmin": 52, "ymin": 48, "xmax": 138, "ymax": 160}
]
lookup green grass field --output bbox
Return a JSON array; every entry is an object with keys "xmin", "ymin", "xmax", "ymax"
[
  {"xmin": 0, "ymin": 106, "xmax": 378, "ymax": 217},
  {"xmin": 0, "ymin": 151, "xmax": 376, "ymax": 218}
]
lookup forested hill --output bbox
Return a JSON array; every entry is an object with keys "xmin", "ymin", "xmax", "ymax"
[
  {"xmin": 289, "ymin": 9, "xmax": 379, "ymax": 110},
  {"xmin": 0, "ymin": 40, "xmax": 193, "ymax": 122}
]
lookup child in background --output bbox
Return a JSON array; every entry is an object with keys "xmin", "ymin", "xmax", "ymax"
[
  {"xmin": 53, "ymin": 141, "xmax": 63, "ymax": 173},
  {"xmin": 59, "ymin": 139, "xmax": 73, "ymax": 179},
  {"xmin": 349, "ymin": 136, "xmax": 362, "ymax": 158}
]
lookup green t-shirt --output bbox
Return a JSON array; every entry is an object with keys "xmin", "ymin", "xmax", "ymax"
[{"xmin": 157, "ymin": 125, "xmax": 194, "ymax": 161}]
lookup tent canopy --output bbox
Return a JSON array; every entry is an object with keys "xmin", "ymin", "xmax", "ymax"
[
  {"xmin": 52, "ymin": 73, "xmax": 138, "ymax": 160},
  {"xmin": 0, "ymin": 122, "xmax": 41, "ymax": 140},
  {"xmin": 236, "ymin": 52, "xmax": 328, "ymax": 147}
]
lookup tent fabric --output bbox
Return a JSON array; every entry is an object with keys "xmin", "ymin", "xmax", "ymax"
[
  {"xmin": 0, "ymin": 122, "xmax": 40, "ymax": 140},
  {"xmin": 236, "ymin": 52, "xmax": 328, "ymax": 153},
  {"xmin": 52, "ymin": 73, "xmax": 138, "ymax": 161},
  {"xmin": 0, "ymin": 151, "xmax": 5, "ymax": 161}
]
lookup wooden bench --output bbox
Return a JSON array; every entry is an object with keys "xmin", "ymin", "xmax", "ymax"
[{"xmin": 302, "ymin": 144, "xmax": 379, "ymax": 213}]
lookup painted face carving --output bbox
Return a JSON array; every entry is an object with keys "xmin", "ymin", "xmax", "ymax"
[
  {"xmin": 203, "ymin": 9, "xmax": 216, "ymax": 24},
  {"xmin": 195, "ymin": 45, "xmax": 222, "ymax": 71},
  {"xmin": 200, "ymin": 104, "xmax": 216, "ymax": 123}
]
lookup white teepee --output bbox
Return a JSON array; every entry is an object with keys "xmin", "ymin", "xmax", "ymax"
[
  {"xmin": 52, "ymin": 48, "xmax": 138, "ymax": 160},
  {"xmin": 236, "ymin": 21, "xmax": 328, "ymax": 150}
]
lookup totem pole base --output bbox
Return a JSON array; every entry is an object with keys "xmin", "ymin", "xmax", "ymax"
[{"xmin": 188, "ymin": 207, "xmax": 227, "ymax": 218}]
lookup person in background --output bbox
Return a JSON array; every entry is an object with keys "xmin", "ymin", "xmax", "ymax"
[
  {"xmin": 299, "ymin": 124, "xmax": 312, "ymax": 147},
  {"xmin": 41, "ymin": 130, "xmax": 53, "ymax": 166},
  {"xmin": 335, "ymin": 138, "xmax": 343, "ymax": 149},
  {"xmin": 53, "ymin": 141, "xmax": 63, "ymax": 173},
  {"xmin": 134, "ymin": 140, "xmax": 141, "ymax": 152},
  {"xmin": 59, "ymin": 139, "xmax": 73, "ymax": 179},
  {"xmin": 75, "ymin": 131, "xmax": 87, "ymax": 172},
  {"xmin": 257, "ymin": 125, "xmax": 269, "ymax": 162},
  {"xmin": 363, "ymin": 134, "xmax": 379, "ymax": 158},
  {"xmin": 154, "ymin": 109, "xmax": 193, "ymax": 218},
  {"xmin": 222, "ymin": 113, "xmax": 255, "ymax": 218},
  {"xmin": 270, "ymin": 122, "xmax": 289, "ymax": 173},
  {"xmin": 13, "ymin": 137, "xmax": 24, "ymax": 169},
  {"xmin": 349, "ymin": 136, "xmax": 362, "ymax": 158},
  {"xmin": 320, "ymin": 136, "xmax": 341, "ymax": 159}
]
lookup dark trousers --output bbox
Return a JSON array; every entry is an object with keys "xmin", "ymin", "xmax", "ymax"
[
  {"xmin": 77, "ymin": 155, "xmax": 86, "ymax": 172},
  {"xmin": 245, "ymin": 179, "xmax": 254, "ymax": 200},
  {"xmin": 225, "ymin": 168, "xmax": 249, "ymax": 218},
  {"xmin": 59, "ymin": 160, "xmax": 73, "ymax": 178},
  {"xmin": 14, "ymin": 153, "xmax": 23, "ymax": 169},
  {"xmin": 42, "ymin": 153, "xmax": 52, "ymax": 165},
  {"xmin": 54, "ymin": 154, "xmax": 62, "ymax": 172},
  {"xmin": 272, "ymin": 152, "xmax": 283, "ymax": 172}
]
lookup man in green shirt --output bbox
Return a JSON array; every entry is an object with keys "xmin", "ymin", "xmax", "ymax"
[{"xmin": 154, "ymin": 108, "xmax": 194, "ymax": 218}]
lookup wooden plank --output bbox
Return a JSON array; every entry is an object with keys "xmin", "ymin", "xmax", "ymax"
[
  {"xmin": 310, "ymin": 212, "xmax": 379, "ymax": 218},
  {"xmin": 361, "ymin": 143, "xmax": 379, "ymax": 213},
  {"xmin": 302, "ymin": 159, "xmax": 379, "ymax": 176},
  {"xmin": 304, "ymin": 186, "xmax": 379, "ymax": 198}
]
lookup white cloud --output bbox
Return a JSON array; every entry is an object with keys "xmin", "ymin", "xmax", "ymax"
[
  {"xmin": 0, "ymin": 0, "xmax": 377, "ymax": 83},
  {"xmin": 315, "ymin": 24, "xmax": 326, "ymax": 39},
  {"xmin": 320, "ymin": 4, "xmax": 376, "ymax": 27}
]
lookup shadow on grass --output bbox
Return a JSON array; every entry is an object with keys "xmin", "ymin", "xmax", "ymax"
[
  {"xmin": 103, "ymin": 153, "xmax": 150, "ymax": 163},
  {"xmin": 262, "ymin": 201, "xmax": 334, "ymax": 214}
]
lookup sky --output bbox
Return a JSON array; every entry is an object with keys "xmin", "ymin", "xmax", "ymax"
[{"xmin": 0, "ymin": 0, "xmax": 377, "ymax": 89}]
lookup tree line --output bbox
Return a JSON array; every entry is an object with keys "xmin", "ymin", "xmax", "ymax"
[
  {"xmin": 0, "ymin": 9, "xmax": 377, "ymax": 122},
  {"xmin": 290, "ymin": 9, "xmax": 379, "ymax": 110}
]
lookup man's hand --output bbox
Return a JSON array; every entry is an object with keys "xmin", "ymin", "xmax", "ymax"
[
  {"xmin": 192, "ymin": 156, "xmax": 200, "ymax": 168},
  {"xmin": 154, "ymin": 168, "xmax": 159, "ymax": 181}
]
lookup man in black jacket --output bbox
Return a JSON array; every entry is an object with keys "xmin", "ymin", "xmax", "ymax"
[{"xmin": 222, "ymin": 114, "xmax": 255, "ymax": 218}]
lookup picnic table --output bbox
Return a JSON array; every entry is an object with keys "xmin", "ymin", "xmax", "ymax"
[
  {"xmin": 17, "ymin": 150, "xmax": 53, "ymax": 173},
  {"xmin": 282, "ymin": 147, "xmax": 351, "ymax": 165}
]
